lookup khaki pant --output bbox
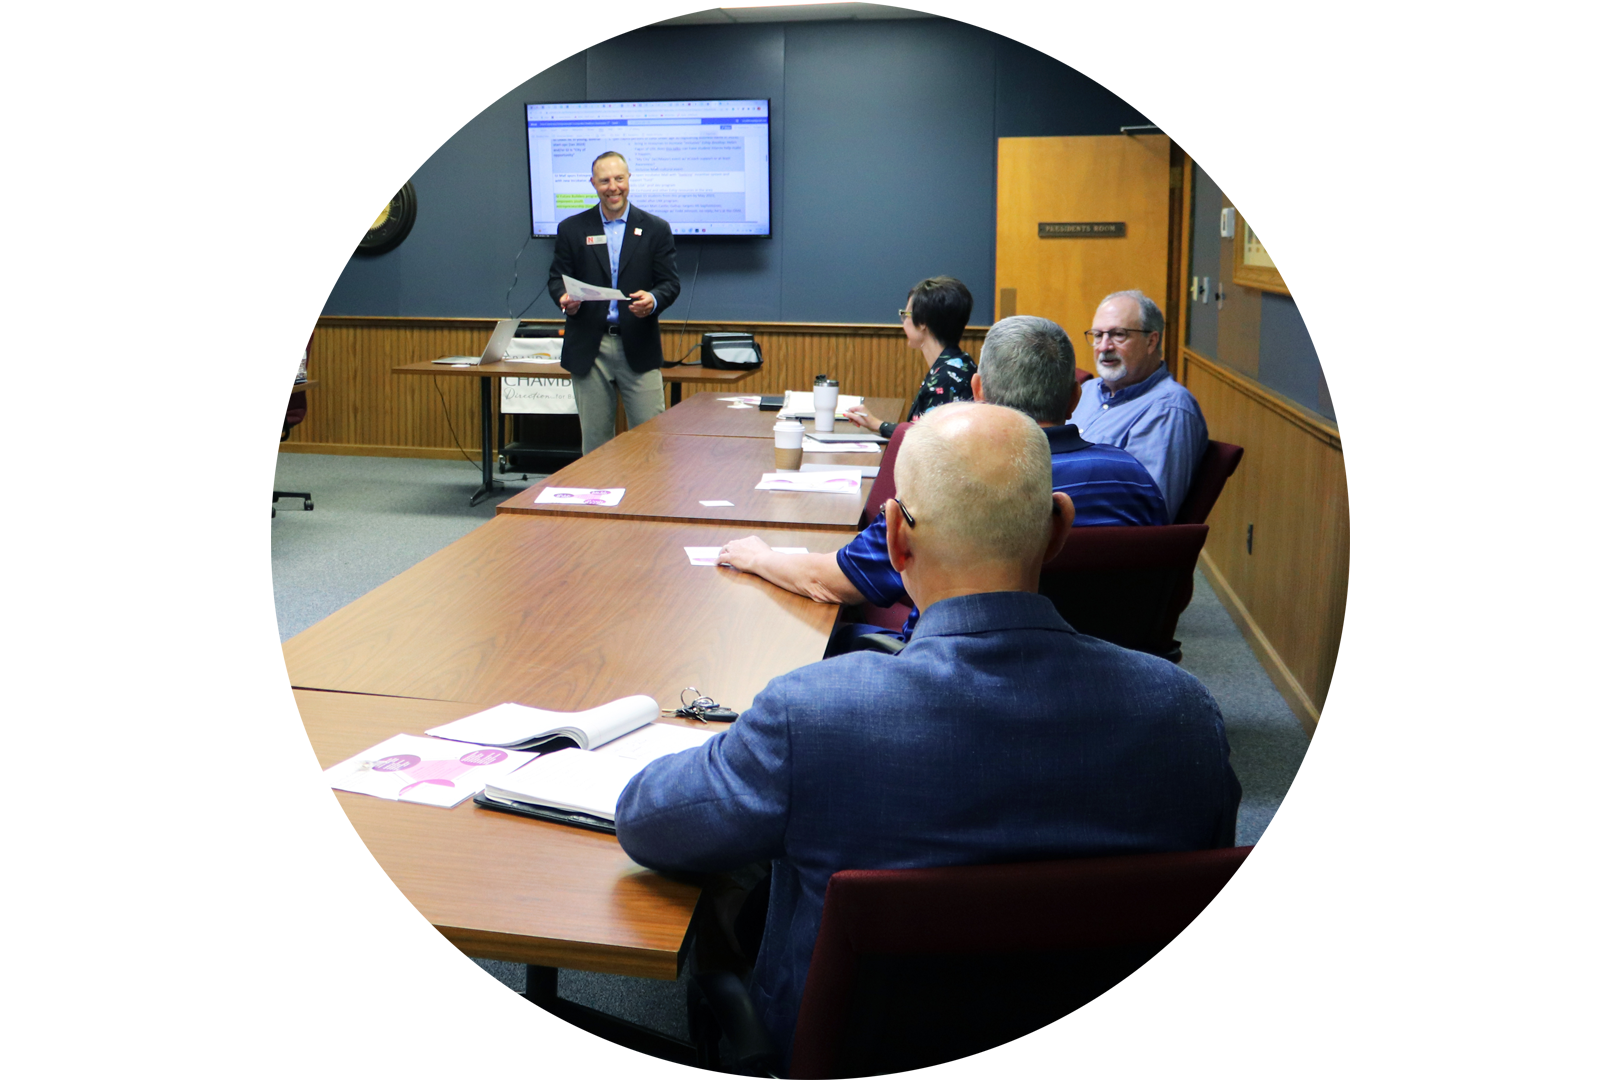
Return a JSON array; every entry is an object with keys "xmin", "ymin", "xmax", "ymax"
[{"xmin": 571, "ymin": 332, "xmax": 665, "ymax": 455}]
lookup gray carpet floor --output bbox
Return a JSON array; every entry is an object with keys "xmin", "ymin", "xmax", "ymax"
[{"xmin": 272, "ymin": 450, "xmax": 1311, "ymax": 1044}]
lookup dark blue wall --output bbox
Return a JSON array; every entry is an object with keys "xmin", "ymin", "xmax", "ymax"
[
  {"xmin": 322, "ymin": 17, "xmax": 1147, "ymax": 325},
  {"xmin": 1185, "ymin": 0, "xmax": 1347, "ymax": 420}
]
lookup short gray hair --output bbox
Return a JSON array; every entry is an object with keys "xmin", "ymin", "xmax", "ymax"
[
  {"xmin": 1102, "ymin": 289, "xmax": 1165, "ymax": 337},
  {"xmin": 592, "ymin": 150, "xmax": 628, "ymax": 173},
  {"xmin": 895, "ymin": 401, "xmax": 1053, "ymax": 568},
  {"xmin": 977, "ymin": 316, "xmax": 1077, "ymax": 424}
]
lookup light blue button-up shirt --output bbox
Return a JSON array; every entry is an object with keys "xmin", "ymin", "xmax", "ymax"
[
  {"xmin": 599, "ymin": 203, "xmax": 660, "ymax": 325},
  {"xmin": 1067, "ymin": 362, "xmax": 1208, "ymax": 519},
  {"xmin": 600, "ymin": 204, "xmax": 627, "ymax": 324}
]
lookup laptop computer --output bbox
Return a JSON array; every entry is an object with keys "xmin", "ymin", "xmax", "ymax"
[{"xmin": 432, "ymin": 318, "xmax": 522, "ymax": 365}]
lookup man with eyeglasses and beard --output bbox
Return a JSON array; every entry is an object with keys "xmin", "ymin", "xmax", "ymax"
[
  {"xmin": 1070, "ymin": 289, "xmax": 1209, "ymax": 519},
  {"xmin": 717, "ymin": 315, "xmax": 1168, "ymax": 651}
]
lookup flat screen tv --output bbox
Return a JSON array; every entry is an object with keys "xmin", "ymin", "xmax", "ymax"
[{"xmin": 525, "ymin": 98, "xmax": 771, "ymax": 238}]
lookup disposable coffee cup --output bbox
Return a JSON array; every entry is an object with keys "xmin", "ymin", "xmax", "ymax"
[
  {"xmin": 812, "ymin": 380, "xmax": 839, "ymax": 432},
  {"xmin": 774, "ymin": 419, "xmax": 805, "ymax": 470}
]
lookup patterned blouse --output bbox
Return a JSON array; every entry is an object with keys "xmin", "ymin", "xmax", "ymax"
[{"xmin": 879, "ymin": 347, "xmax": 977, "ymax": 438}]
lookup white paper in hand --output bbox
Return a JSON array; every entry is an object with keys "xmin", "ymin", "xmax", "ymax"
[{"xmin": 562, "ymin": 273, "xmax": 628, "ymax": 302}]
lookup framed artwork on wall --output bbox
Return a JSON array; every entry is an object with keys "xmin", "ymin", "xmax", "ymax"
[{"xmin": 1232, "ymin": 212, "xmax": 1289, "ymax": 296}]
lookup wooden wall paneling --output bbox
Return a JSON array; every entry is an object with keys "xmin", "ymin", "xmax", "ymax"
[
  {"xmin": 291, "ymin": 321, "xmax": 493, "ymax": 459},
  {"xmin": 656, "ymin": 324, "xmax": 986, "ymax": 407},
  {"xmin": 287, "ymin": 319, "xmax": 989, "ymax": 460},
  {"xmin": 1183, "ymin": 348, "xmax": 1346, "ymax": 732}
]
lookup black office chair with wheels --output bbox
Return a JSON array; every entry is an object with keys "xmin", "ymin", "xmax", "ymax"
[
  {"xmin": 272, "ymin": 330, "xmax": 315, "ymax": 518},
  {"xmin": 272, "ymin": 390, "xmax": 314, "ymax": 517}
]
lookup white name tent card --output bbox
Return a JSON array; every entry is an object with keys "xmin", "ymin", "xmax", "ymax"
[
  {"xmin": 685, "ymin": 546, "xmax": 809, "ymax": 566},
  {"xmin": 755, "ymin": 469, "xmax": 863, "ymax": 495},
  {"xmin": 535, "ymin": 486, "xmax": 626, "ymax": 507}
]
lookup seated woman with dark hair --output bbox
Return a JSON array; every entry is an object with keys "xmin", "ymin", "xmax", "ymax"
[{"xmin": 845, "ymin": 276, "xmax": 976, "ymax": 438}]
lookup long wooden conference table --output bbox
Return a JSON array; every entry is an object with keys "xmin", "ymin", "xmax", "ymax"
[
  {"xmin": 392, "ymin": 361, "xmax": 760, "ymax": 506},
  {"xmin": 284, "ymin": 391, "xmax": 903, "ymax": 1059}
]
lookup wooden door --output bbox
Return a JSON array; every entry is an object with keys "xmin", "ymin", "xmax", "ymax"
[{"xmin": 996, "ymin": 135, "xmax": 1172, "ymax": 374}]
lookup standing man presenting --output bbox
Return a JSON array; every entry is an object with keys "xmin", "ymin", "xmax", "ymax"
[{"xmin": 548, "ymin": 151, "xmax": 681, "ymax": 455}]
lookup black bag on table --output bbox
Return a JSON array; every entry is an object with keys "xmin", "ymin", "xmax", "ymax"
[{"xmin": 700, "ymin": 332, "xmax": 763, "ymax": 370}]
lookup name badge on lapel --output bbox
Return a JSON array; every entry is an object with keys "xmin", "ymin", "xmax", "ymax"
[
  {"xmin": 634, "ymin": 227, "xmax": 643, "ymax": 236},
  {"xmin": 585, "ymin": 235, "xmax": 607, "ymax": 246}
]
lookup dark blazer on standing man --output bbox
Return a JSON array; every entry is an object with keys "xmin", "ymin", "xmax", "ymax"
[{"xmin": 547, "ymin": 202, "xmax": 681, "ymax": 376}]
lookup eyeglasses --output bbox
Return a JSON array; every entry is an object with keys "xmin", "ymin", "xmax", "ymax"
[
  {"xmin": 1083, "ymin": 328, "xmax": 1153, "ymax": 345},
  {"xmin": 898, "ymin": 309, "xmax": 913, "ymax": 322},
  {"xmin": 884, "ymin": 496, "xmax": 916, "ymax": 529}
]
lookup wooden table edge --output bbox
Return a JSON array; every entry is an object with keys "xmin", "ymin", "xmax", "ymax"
[{"xmin": 493, "ymin": 504, "xmax": 864, "ymax": 531}]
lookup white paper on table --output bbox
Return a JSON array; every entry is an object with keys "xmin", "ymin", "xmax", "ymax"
[
  {"xmin": 755, "ymin": 469, "xmax": 863, "ymax": 495},
  {"xmin": 424, "ymin": 696, "xmax": 658, "ymax": 750},
  {"xmin": 561, "ymin": 274, "xmax": 628, "ymax": 302},
  {"xmin": 323, "ymin": 733, "xmax": 537, "ymax": 808},
  {"xmin": 270, "ymin": 773, "xmax": 336, "ymax": 790},
  {"xmin": 804, "ymin": 438, "xmax": 881, "ymax": 454},
  {"xmin": 483, "ymin": 724, "xmax": 719, "ymax": 821},
  {"xmin": 779, "ymin": 391, "xmax": 864, "ymax": 420},
  {"xmin": 685, "ymin": 546, "xmax": 810, "ymax": 566},
  {"xmin": 504, "ymin": 338, "xmax": 563, "ymax": 361},
  {"xmin": 698, "ymin": 500, "xmax": 734, "ymax": 507},
  {"xmin": 594, "ymin": 722, "xmax": 717, "ymax": 765},
  {"xmin": 535, "ymin": 486, "xmax": 625, "ymax": 507},
  {"xmin": 718, "ymin": 395, "xmax": 762, "ymax": 405}
]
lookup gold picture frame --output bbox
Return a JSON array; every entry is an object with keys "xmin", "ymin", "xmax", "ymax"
[{"xmin": 1232, "ymin": 212, "xmax": 1289, "ymax": 296}]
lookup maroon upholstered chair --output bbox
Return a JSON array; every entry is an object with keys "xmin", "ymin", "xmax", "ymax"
[
  {"xmin": 691, "ymin": 846, "xmax": 1251, "ymax": 1078},
  {"xmin": 1150, "ymin": 440, "xmax": 1244, "ymax": 654},
  {"xmin": 1174, "ymin": 439, "xmax": 1244, "ymax": 526},
  {"xmin": 855, "ymin": 420, "xmax": 912, "ymax": 531},
  {"xmin": 272, "ymin": 389, "xmax": 313, "ymax": 517},
  {"xmin": 1038, "ymin": 524, "xmax": 1209, "ymax": 658},
  {"xmin": 845, "ymin": 435, "xmax": 1239, "ymax": 656},
  {"xmin": 788, "ymin": 847, "xmax": 1251, "ymax": 1078}
]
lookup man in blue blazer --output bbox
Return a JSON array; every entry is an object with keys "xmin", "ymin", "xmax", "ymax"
[
  {"xmin": 616, "ymin": 401, "xmax": 1242, "ymax": 1064},
  {"xmin": 546, "ymin": 151, "xmax": 681, "ymax": 454}
]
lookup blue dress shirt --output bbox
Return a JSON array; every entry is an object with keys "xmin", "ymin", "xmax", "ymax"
[
  {"xmin": 1067, "ymin": 363, "xmax": 1208, "ymax": 519},
  {"xmin": 599, "ymin": 204, "xmax": 659, "ymax": 325},
  {"xmin": 601, "ymin": 206, "xmax": 626, "ymax": 324},
  {"xmin": 835, "ymin": 424, "xmax": 1169, "ymax": 638}
]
